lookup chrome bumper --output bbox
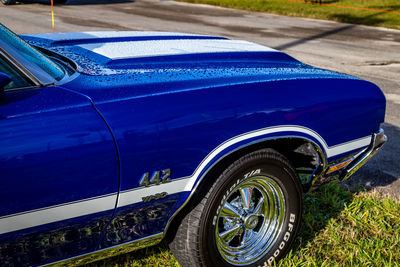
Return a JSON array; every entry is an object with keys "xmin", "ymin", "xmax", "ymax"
[{"xmin": 339, "ymin": 129, "xmax": 387, "ymax": 181}]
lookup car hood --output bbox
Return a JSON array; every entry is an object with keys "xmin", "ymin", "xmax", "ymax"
[{"xmin": 21, "ymin": 31, "xmax": 358, "ymax": 102}]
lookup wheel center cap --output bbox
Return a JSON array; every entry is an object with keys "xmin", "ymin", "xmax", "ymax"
[{"xmin": 244, "ymin": 215, "xmax": 259, "ymax": 229}]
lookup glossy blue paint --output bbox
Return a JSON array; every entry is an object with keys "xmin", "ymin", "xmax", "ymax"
[
  {"xmin": 0, "ymin": 85, "xmax": 119, "ymax": 263},
  {"xmin": 0, "ymin": 27, "xmax": 386, "ymax": 265},
  {"xmin": 63, "ymin": 76, "xmax": 384, "ymax": 193},
  {"xmin": 0, "ymin": 86, "xmax": 119, "ymax": 215}
]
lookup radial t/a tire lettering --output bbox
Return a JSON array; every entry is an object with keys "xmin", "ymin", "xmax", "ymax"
[{"xmin": 169, "ymin": 149, "xmax": 302, "ymax": 266}]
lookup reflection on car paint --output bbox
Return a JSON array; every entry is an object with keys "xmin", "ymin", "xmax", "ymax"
[
  {"xmin": 99, "ymin": 194, "xmax": 181, "ymax": 249},
  {"xmin": 0, "ymin": 211, "xmax": 110, "ymax": 266}
]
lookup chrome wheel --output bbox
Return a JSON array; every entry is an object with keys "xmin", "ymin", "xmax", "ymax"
[
  {"xmin": 170, "ymin": 149, "xmax": 302, "ymax": 267},
  {"xmin": 215, "ymin": 175, "xmax": 286, "ymax": 265}
]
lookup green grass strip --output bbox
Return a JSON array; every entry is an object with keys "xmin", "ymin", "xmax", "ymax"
[
  {"xmin": 279, "ymin": 182, "xmax": 400, "ymax": 266},
  {"xmin": 177, "ymin": 0, "xmax": 400, "ymax": 30}
]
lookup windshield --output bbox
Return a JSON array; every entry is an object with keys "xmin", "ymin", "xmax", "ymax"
[{"xmin": 0, "ymin": 23, "xmax": 64, "ymax": 82}]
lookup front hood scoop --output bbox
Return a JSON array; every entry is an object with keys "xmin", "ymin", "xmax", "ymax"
[
  {"xmin": 22, "ymin": 31, "xmax": 296, "ymax": 75},
  {"xmin": 20, "ymin": 32, "xmax": 358, "ymax": 103}
]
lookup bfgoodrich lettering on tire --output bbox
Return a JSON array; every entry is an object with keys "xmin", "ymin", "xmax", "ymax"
[{"xmin": 169, "ymin": 149, "xmax": 302, "ymax": 266}]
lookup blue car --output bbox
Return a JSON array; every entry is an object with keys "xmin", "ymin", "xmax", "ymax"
[{"xmin": 0, "ymin": 23, "xmax": 386, "ymax": 266}]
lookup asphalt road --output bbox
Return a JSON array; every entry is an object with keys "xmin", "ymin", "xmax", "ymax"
[{"xmin": 1, "ymin": 0, "xmax": 399, "ymax": 198}]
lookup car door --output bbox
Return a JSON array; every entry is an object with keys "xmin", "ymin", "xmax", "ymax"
[{"xmin": 0, "ymin": 56, "xmax": 119, "ymax": 265}]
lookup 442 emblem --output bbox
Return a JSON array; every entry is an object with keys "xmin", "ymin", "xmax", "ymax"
[{"xmin": 139, "ymin": 169, "xmax": 171, "ymax": 187}]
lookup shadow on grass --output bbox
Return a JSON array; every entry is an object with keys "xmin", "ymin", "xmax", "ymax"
[
  {"xmin": 287, "ymin": 181, "xmax": 353, "ymax": 254},
  {"xmin": 327, "ymin": 13, "xmax": 387, "ymax": 27},
  {"xmin": 325, "ymin": 3, "xmax": 400, "ymax": 28}
]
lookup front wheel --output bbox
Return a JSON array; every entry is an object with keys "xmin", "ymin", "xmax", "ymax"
[{"xmin": 170, "ymin": 149, "xmax": 302, "ymax": 266}]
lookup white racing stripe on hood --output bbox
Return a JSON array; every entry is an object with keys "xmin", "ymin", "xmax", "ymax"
[{"xmin": 78, "ymin": 39, "xmax": 277, "ymax": 60}]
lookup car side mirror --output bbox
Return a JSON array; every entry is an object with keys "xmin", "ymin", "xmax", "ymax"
[{"xmin": 0, "ymin": 72, "xmax": 12, "ymax": 90}]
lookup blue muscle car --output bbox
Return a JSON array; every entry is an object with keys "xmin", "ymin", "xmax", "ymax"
[{"xmin": 0, "ymin": 23, "xmax": 386, "ymax": 266}]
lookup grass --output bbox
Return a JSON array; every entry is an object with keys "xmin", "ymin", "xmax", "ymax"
[
  {"xmin": 176, "ymin": 0, "xmax": 400, "ymax": 30},
  {"xmin": 88, "ymin": 182, "xmax": 400, "ymax": 266},
  {"xmin": 279, "ymin": 183, "xmax": 400, "ymax": 266}
]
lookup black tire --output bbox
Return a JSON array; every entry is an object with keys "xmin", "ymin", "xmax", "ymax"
[
  {"xmin": 1, "ymin": 0, "xmax": 16, "ymax": 5},
  {"xmin": 169, "ymin": 149, "xmax": 302, "ymax": 266}
]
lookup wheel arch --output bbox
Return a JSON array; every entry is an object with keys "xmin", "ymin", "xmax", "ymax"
[{"xmin": 164, "ymin": 135, "xmax": 326, "ymax": 242}]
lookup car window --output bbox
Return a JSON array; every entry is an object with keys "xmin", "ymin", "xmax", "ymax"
[
  {"xmin": 0, "ymin": 23, "xmax": 65, "ymax": 82},
  {"xmin": 0, "ymin": 56, "xmax": 32, "ymax": 90}
]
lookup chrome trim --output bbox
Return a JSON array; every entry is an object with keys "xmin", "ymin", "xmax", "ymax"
[
  {"xmin": 308, "ymin": 141, "xmax": 327, "ymax": 188},
  {"xmin": 44, "ymin": 233, "xmax": 163, "ymax": 266},
  {"xmin": 215, "ymin": 175, "xmax": 286, "ymax": 265},
  {"xmin": 340, "ymin": 129, "xmax": 387, "ymax": 181}
]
